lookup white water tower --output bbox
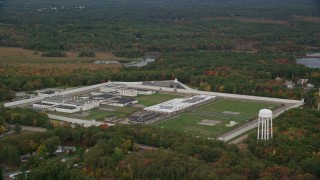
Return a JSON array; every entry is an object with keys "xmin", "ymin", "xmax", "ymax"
[{"xmin": 257, "ymin": 109, "xmax": 273, "ymax": 140}]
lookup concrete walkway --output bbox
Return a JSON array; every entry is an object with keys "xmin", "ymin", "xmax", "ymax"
[
  {"xmin": 20, "ymin": 125, "xmax": 47, "ymax": 132},
  {"xmin": 228, "ymin": 134, "xmax": 249, "ymax": 144},
  {"xmin": 48, "ymin": 114, "xmax": 114, "ymax": 127},
  {"xmin": 0, "ymin": 125, "xmax": 46, "ymax": 138}
]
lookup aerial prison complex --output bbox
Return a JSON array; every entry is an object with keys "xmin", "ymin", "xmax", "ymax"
[
  {"xmin": 32, "ymin": 82, "xmax": 216, "ymax": 125},
  {"xmin": 33, "ymin": 83, "xmax": 146, "ymax": 113},
  {"xmin": 5, "ymin": 79, "xmax": 304, "ymax": 142}
]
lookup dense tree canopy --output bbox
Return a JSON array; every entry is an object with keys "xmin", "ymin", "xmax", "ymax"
[
  {"xmin": 0, "ymin": 106, "xmax": 50, "ymax": 131},
  {"xmin": 0, "ymin": 0, "xmax": 319, "ymax": 105},
  {"xmin": 0, "ymin": 108, "xmax": 319, "ymax": 179}
]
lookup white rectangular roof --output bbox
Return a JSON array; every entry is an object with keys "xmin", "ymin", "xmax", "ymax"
[{"xmin": 144, "ymin": 95, "xmax": 215, "ymax": 113}]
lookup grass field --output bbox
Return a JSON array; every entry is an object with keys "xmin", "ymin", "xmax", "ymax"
[
  {"xmin": 137, "ymin": 93, "xmax": 184, "ymax": 107},
  {"xmin": 49, "ymin": 106, "xmax": 142, "ymax": 121},
  {"xmin": 196, "ymin": 99, "xmax": 279, "ymax": 119},
  {"xmin": 87, "ymin": 106, "xmax": 142, "ymax": 121},
  {"xmin": 153, "ymin": 99, "xmax": 280, "ymax": 138},
  {"xmin": 0, "ymin": 47, "xmax": 124, "ymax": 76},
  {"xmin": 0, "ymin": 47, "xmax": 129, "ymax": 63},
  {"xmin": 87, "ymin": 110, "xmax": 115, "ymax": 121}
]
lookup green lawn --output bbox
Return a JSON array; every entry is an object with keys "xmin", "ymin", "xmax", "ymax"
[
  {"xmin": 48, "ymin": 111, "xmax": 79, "ymax": 118},
  {"xmin": 49, "ymin": 106, "xmax": 142, "ymax": 121},
  {"xmin": 88, "ymin": 106, "xmax": 142, "ymax": 121},
  {"xmin": 137, "ymin": 93, "xmax": 184, "ymax": 107},
  {"xmin": 153, "ymin": 99, "xmax": 280, "ymax": 138},
  {"xmin": 196, "ymin": 99, "xmax": 279, "ymax": 118},
  {"xmin": 88, "ymin": 110, "xmax": 115, "ymax": 121},
  {"xmin": 154, "ymin": 113, "xmax": 230, "ymax": 138}
]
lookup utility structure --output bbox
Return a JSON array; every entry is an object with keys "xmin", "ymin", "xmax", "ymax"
[{"xmin": 257, "ymin": 109, "xmax": 273, "ymax": 140}]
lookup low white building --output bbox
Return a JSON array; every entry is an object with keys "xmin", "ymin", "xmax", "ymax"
[
  {"xmin": 55, "ymin": 146, "xmax": 76, "ymax": 154},
  {"xmin": 284, "ymin": 81, "xmax": 295, "ymax": 89},
  {"xmin": 297, "ymin": 79, "xmax": 308, "ymax": 86},
  {"xmin": 64, "ymin": 98, "xmax": 100, "ymax": 111},
  {"xmin": 33, "ymin": 96, "xmax": 100, "ymax": 113},
  {"xmin": 32, "ymin": 102, "xmax": 56, "ymax": 111},
  {"xmin": 118, "ymin": 88, "xmax": 137, "ymax": 97},
  {"xmin": 144, "ymin": 95, "xmax": 215, "ymax": 114},
  {"xmin": 137, "ymin": 89, "xmax": 156, "ymax": 95},
  {"xmin": 307, "ymin": 84, "xmax": 315, "ymax": 88},
  {"xmin": 100, "ymin": 83, "xmax": 126, "ymax": 93},
  {"xmin": 100, "ymin": 83, "xmax": 137, "ymax": 97}
]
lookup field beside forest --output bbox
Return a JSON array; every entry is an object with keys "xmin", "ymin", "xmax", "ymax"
[{"xmin": 153, "ymin": 99, "xmax": 279, "ymax": 138}]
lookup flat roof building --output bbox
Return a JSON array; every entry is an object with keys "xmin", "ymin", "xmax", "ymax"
[
  {"xmin": 100, "ymin": 83, "xmax": 137, "ymax": 97},
  {"xmin": 34, "ymin": 95, "xmax": 100, "ymax": 113},
  {"xmin": 144, "ymin": 95, "xmax": 215, "ymax": 114}
]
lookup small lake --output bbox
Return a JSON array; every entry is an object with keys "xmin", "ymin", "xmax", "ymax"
[{"xmin": 296, "ymin": 57, "xmax": 320, "ymax": 68}]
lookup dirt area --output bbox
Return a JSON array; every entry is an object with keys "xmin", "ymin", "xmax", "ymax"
[
  {"xmin": 9, "ymin": 63, "xmax": 120, "ymax": 74},
  {"xmin": 223, "ymin": 111, "xmax": 240, "ymax": 115},
  {"xmin": 72, "ymin": 112, "xmax": 89, "ymax": 118},
  {"xmin": 118, "ymin": 119, "xmax": 130, "ymax": 125},
  {"xmin": 98, "ymin": 107, "xmax": 116, "ymax": 111},
  {"xmin": 132, "ymin": 104, "xmax": 146, "ymax": 108},
  {"xmin": 294, "ymin": 16, "xmax": 320, "ymax": 23},
  {"xmin": 215, "ymin": 16, "xmax": 288, "ymax": 25},
  {"xmin": 0, "ymin": 47, "xmax": 129, "ymax": 64},
  {"xmin": 198, "ymin": 119, "xmax": 221, "ymax": 126},
  {"xmin": 0, "ymin": 47, "xmax": 122, "ymax": 76}
]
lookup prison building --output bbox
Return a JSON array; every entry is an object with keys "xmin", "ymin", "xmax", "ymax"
[{"xmin": 100, "ymin": 83, "xmax": 137, "ymax": 97}]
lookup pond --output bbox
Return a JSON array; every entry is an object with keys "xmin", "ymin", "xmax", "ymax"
[{"xmin": 296, "ymin": 54, "xmax": 320, "ymax": 68}]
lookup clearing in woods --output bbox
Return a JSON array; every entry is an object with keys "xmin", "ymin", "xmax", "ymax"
[
  {"xmin": 0, "ymin": 47, "xmax": 124, "ymax": 75},
  {"xmin": 0, "ymin": 47, "xmax": 129, "ymax": 63}
]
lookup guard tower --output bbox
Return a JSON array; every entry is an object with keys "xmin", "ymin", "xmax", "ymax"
[{"xmin": 257, "ymin": 109, "xmax": 273, "ymax": 140}]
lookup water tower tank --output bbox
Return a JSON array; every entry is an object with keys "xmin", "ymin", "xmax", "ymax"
[
  {"xmin": 258, "ymin": 109, "xmax": 273, "ymax": 118},
  {"xmin": 257, "ymin": 109, "xmax": 273, "ymax": 140}
]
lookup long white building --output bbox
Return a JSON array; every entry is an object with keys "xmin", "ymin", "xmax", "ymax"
[
  {"xmin": 33, "ymin": 102, "xmax": 56, "ymax": 111},
  {"xmin": 100, "ymin": 83, "xmax": 126, "ymax": 93},
  {"xmin": 144, "ymin": 95, "xmax": 215, "ymax": 114},
  {"xmin": 33, "ymin": 96, "xmax": 100, "ymax": 113},
  {"xmin": 100, "ymin": 83, "xmax": 137, "ymax": 97}
]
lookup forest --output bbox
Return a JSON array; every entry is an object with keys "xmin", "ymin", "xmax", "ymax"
[
  {"xmin": 0, "ymin": 0, "xmax": 319, "ymax": 104},
  {"xmin": 0, "ymin": 0, "xmax": 319, "ymax": 106},
  {"xmin": 0, "ymin": 106, "xmax": 50, "ymax": 134},
  {"xmin": 0, "ymin": 108, "xmax": 319, "ymax": 179},
  {"xmin": 0, "ymin": 1, "xmax": 320, "ymax": 177},
  {"xmin": 0, "ymin": 0, "xmax": 319, "ymax": 54}
]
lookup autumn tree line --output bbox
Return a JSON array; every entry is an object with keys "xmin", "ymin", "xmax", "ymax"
[
  {"xmin": 1, "ymin": 51, "xmax": 319, "ymax": 107},
  {"xmin": 0, "ymin": 108, "xmax": 319, "ymax": 179},
  {"xmin": 0, "ymin": 106, "xmax": 50, "ymax": 134}
]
